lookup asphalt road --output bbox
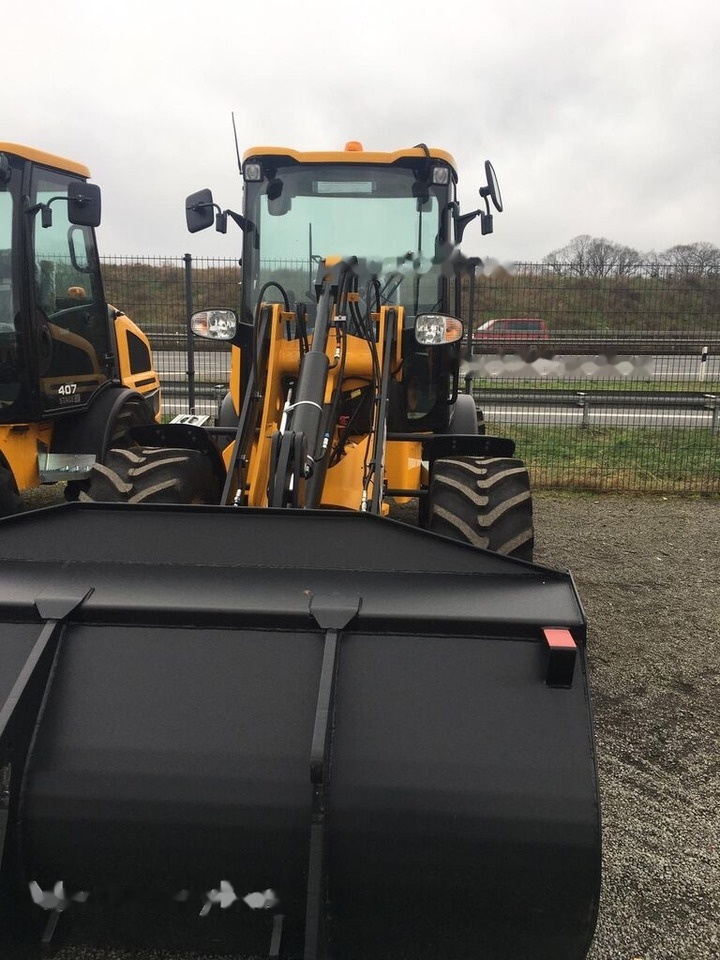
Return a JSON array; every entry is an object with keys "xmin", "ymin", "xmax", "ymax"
[
  {"xmin": 156, "ymin": 348, "xmax": 720, "ymax": 424},
  {"xmin": 159, "ymin": 349, "xmax": 720, "ymax": 384}
]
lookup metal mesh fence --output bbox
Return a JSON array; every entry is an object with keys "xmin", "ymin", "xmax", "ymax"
[
  {"xmin": 101, "ymin": 256, "xmax": 720, "ymax": 494},
  {"xmin": 101, "ymin": 255, "xmax": 237, "ymax": 392}
]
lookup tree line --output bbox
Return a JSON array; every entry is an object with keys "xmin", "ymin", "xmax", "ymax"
[{"xmin": 538, "ymin": 236, "xmax": 720, "ymax": 278}]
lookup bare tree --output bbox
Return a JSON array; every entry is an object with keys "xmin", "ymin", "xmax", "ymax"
[
  {"xmin": 543, "ymin": 235, "xmax": 643, "ymax": 277},
  {"xmin": 658, "ymin": 242, "xmax": 720, "ymax": 277},
  {"xmin": 544, "ymin": 235, "xmax": 593, "ymax": 276}
]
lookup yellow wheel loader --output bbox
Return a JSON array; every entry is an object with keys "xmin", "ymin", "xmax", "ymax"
[
  {"xmin": 0, "ymin": 143, "xmax": 600, "ymax": 959},
  {"xmin": 0, "ymin": 143, "xmax": 160, "ymax": 514}
]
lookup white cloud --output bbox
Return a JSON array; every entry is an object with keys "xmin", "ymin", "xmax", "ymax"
[{"xmin": 5, "ymin": 0, "xmax": 719, "ymax": 261}]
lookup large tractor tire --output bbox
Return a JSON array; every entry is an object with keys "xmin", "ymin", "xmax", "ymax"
[
  {"xmin": 106, "ymin": 394, "xmax": 156, "ymax": 448},
  {"xmin": 427, "ymin": 456, "xmax": 534, "ymax": 560},
  {"xmin": 0, "ymin": 464, "xmax": 22, "ymax": 518},
  {"xmin": 64, "ymin": 393, "xmax": 157, "ymax": 502},
  {"xmin": 79, "ymin": 446, "xmax": 222, "ymax": 505}
]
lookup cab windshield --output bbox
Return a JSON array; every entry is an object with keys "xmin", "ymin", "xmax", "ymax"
[{"xmin": 243, "ymin": 162, "xmax": 451, "ymax": 321}]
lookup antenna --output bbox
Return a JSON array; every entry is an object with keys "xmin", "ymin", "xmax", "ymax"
[{"xmin": 231, "ymin": 112, "xmax": 242, "ymax": 174}]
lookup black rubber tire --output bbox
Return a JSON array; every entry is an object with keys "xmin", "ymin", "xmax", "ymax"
[
  {"xmin": 427, "ymin": 456, "xmax": 534, "ymax": 560},
  {"xmin": 106, "ymin": 396, "xmax": 155, "ymax": 449},
  {"xmin": 64, "ymin": 396, "xmax": 156, "ymax": 502},
  {"xmin": 79, "ymin": 446, "xmax": 222, "ymax": 505},
  {"xmin": 0, "ymin": 464, "xmax": 22, "ymax": 518}
]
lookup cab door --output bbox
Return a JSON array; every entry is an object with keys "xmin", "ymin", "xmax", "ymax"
[{"xmin": 29, "ymin": 164, "xmax": 112, "ymax": 416}]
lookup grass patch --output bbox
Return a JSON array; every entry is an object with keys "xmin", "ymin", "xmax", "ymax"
[{"xmin": 493, "ymin": 423, "xmax": 720, "ymax": 494}]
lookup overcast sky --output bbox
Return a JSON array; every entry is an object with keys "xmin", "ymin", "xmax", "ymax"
[{"xmin": 5, "ymin": 0, "xmax": 719, "ymax": 265}]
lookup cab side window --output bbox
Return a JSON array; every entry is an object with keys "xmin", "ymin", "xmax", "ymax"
[{"xmin": 30, "ymin": 167, "xmax": 110, "ymax": 409}]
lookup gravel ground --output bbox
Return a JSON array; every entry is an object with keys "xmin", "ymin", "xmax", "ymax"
[
  {"xmin": 11, "ymin": 488, "xmax": 720, "ymax": 959},
  {"xmin": 532, "ymin": 492, "xmax": 720, "ymax": 960}
]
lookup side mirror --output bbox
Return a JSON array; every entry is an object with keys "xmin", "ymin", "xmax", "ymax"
[
  {"xmin": 67, "ymin": 181, "xmax": 102, "ymax": 227},
  {"xmin": 186, "ymin": 188, "xmax": 216, "ymax": 233},
  {"xmin": 479, "ymin": 161, "xmax": 503, "ymax": 213},
  {"xmin": 191, "ymin": 309, "xmax": 237, "ymax": 340}
]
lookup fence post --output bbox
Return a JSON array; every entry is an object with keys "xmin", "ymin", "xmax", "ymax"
[
  {"xmin": 705, "ymin": 394, "xmax": 719, "ymax": 435},
  {"xmin": 184, "ymin": 253, "xmax": 196, "ymax": 413},
  {"xmin": 577, "ymin": 392, "xmax": 590, "ymax": 428},
  {"xmin": 464, "ymin": 257, "xmax": 482, "ymax": 395},
  {"xmin": 699, "ymin": 345, "xmax": 708, "ymax": 383}
]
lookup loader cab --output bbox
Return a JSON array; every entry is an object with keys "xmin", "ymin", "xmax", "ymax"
[
  {"xmin": 237, "ymin": 146, "xmax": 464, "ymax": 431},
  {"xmin": 0, "ymin": 144, "xmax": 112, "ymax": 424},
  {"xmin": 185, "ymin": 143, "xmax": 505, "ymax": 491},
  {"xmin": 238, "ymin": 148, "xmax": 457, "ymax": 325}
]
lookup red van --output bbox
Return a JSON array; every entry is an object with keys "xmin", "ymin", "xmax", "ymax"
[{"xmin": 473, "ymin": 318, "xmax": 549, "ymax": 341}]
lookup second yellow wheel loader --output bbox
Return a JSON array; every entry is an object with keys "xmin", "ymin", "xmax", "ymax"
[
  {"xmin": 0, "ymin": 143, "xmax": 160, "ymax": 514},
  {"xmin": 0, "ymin": 143, "xmax": 600, "ymax": 959}
]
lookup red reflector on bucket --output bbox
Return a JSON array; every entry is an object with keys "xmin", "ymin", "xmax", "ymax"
[
  {"xmin": 543, "ymin": 628, "xmax": 577, "ymax": 649},
  {"xmin": 542, "ymin": 628, "xmax": 577, "ymax": 687}
]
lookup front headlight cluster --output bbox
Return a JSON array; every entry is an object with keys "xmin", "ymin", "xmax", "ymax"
[{"xmin": 414, "ymin": 313, "xmax": 463, "ymax": 345}]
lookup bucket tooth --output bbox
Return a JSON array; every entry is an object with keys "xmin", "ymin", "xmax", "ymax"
[
  {"xmin": 305, "ymin": 593, "xmax": 360, "ymax": 960},
  {"xmin": 268, "ymin": 912, "xmax": 284, "ymax": 959},
  {"xmin": 40, "ymin": 909, "xmax": 60, "ymax": 956}
]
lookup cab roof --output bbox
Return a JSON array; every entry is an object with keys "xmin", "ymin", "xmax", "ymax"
[
  {"xmin": 0, "ymin": 142, "xmax": 90, "ymax": 178},
  {"xmin": 242, "ymin": 143, "xmax": 458, "ymax": 175}
]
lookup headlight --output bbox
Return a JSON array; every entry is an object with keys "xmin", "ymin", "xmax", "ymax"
[
  {"xmin": 243, "ymin": 162, "xmax": 263, "ymax": 182},
  {"xmin": 415, "ymin": 313, "xmax": 463, "ymax": 345},
  {"xmin": 191, "ymin": 309, "xmax": 237, "ymax": 340}
]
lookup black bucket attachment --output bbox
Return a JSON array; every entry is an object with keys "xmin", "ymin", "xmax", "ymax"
[{"xmin": 0, "ymin": 503, "xmax": 600, "ymax": 958}]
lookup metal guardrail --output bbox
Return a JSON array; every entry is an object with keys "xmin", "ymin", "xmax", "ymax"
[
  {"xmin": 162, "ymin": 379, "xmax": 226, "ymax": 399},
  {"xmin": 150, "ymin": 333, "xmax": 720, "ymax": 355},
  {"xmin": 163, "ymin": 378, "xmax": 719, "ymax": 434},
  {"xmin": 471, "ymin": 337, "xmax": 720, "ymax": 357},
  {"xmin": 472, "ymin": 387, "xmax": 717, "ymax": 405},
  {"xmin": 472, "ymin": 387, "xmax": 720, "ymax": 432}
]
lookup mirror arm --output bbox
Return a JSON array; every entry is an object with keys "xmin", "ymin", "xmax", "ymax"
[
  {"xmin": 480, "ymin": 196, "xmax": 494, "ymax": 235},
  {"xmin": 455, "ymin": 209, "xmax": 480, "ymax": 243},
  {"xmin": 197, "ymin": 204, "xmax": 248, "ymax": 235},
  {"xmin": 26, "ymin": 194, "xmax": 66, "ymax": 228},
  {"xmin": 225, "ymin": 209, "xmax": 249, "ymax": 232}
]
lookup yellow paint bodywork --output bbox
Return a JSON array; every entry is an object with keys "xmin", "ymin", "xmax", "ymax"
[
  {"xmin": 114, "ymin": 311, "xmax": 162, "ymax": 401},
  {"xmin": 223, "ymin": 302, "xmax": 422, "ymax": 510},
  {"xmin": 0, "ymin": 423, "xmax": 53, "ymax": 491},
  {"xmin": 242, "ymin": 144, "xmax": 457, "ymax": 177},
  {"xmin": 0, "ymin": 142, "xmax": 90, "ymax": 178},
  {"xmin": 0, "ymin": 312, "xmax": 159, "ymax": 494}
]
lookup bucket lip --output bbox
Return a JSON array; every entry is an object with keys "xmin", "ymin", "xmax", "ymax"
[
  {"xmin": 0, "ymin": 504, "xmax": 586, "ymax": 641},
  {"xmin": 1, "ymin": 500, "xmax": 554, "ymax": 571}
]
